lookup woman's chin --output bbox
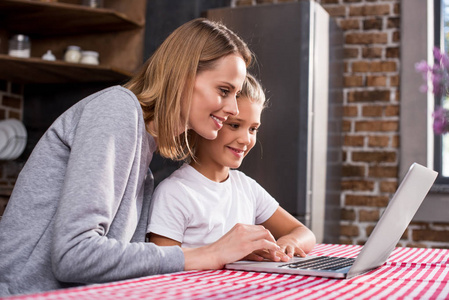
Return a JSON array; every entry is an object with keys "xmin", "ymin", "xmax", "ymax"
[{"xmin": 200, "ymin": 130, "xmax": 219, "ymax": 140}]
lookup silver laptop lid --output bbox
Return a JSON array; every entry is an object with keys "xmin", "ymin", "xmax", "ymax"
[{"xmin": 347, "ymin": 163, "xmax": 438, "ymax": 278}]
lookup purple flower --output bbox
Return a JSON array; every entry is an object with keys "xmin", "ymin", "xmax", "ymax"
[
  {"xmin": 415, "ymin": 61, "xmax": 431, "ymax": 73},
  {"xmin": 419, "ymin": 85, "xmax": 428, "ymax": 93},
  {"xmin": 433, "ymin": 106, "xmax": 449, "ymax": 135},
  {"xmin": 416, "ymin": 47, "xmax": 449, "ymax": 135},
  {"xmin": 432, "ymin": 73, "xmax": 444, "ymax": 96},
  {"xmin": 434, "ymin": 47, "xmax": 449, "ymax": 69},
  {"xmin": 434, "ymin": 47, "xmax": 444, "ymax": 61}
]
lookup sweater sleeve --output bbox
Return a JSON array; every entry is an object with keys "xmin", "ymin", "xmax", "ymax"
[{"xmin": 51, "ymin": 89, "xmax": 184, "ymax": 284}]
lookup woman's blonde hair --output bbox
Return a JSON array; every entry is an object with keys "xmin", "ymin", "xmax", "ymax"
[{"xmin": 124, "ymin": 18, "xmax": 252, "ymax": 160}]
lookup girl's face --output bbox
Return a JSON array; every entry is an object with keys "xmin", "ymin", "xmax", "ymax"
[
  {"xmin": 188, "ymin": 54, "xmax": 247, "ymax": 140},
  {"xmin": 194, "ymin": 97, "xmax": 262, "ymax": 178}
]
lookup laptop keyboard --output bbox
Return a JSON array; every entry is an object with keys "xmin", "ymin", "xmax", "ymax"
[{"xmin": 279, "ymin": 256, "xmax": 356, "ymax": 271}]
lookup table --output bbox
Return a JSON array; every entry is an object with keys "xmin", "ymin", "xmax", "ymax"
[{"xmin": 5, "ymin": 244, "xmax": 449, "ymax": 300}]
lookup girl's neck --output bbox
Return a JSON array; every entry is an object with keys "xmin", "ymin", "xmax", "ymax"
[{"xmin": 189, "ymin": 159, "xmax": 229, "ymax": 183}]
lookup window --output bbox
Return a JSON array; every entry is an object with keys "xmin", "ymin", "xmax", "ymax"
[
  {"xmin": 401, "ymin": 0, "xmax": 449, "ymax": 222},
  {"xmin": 434, "ymin": 0, "xmax": 449, "ymax": 182}
]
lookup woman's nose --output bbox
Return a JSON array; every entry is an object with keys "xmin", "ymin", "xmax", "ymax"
[{"xmin": 224, "ymin": 96, "xmax": 239, "ymax": 116}]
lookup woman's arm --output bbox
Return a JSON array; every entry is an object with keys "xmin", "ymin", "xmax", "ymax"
[
  {"xmin": 149, "ymin": 224, "xmax": 282, "ymax": 270},
  {"xmin": 181, "ymin": 223, "xmax": 281, "ymax": 270},
  {"xmin": 51, "ymin": 89, "xmax": 184, "ymax": 283},
  {"xmin": 262, "ymin": 206, "xmax": 316, "ymax": 258}
]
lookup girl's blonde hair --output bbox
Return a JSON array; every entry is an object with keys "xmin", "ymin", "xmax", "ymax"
[
  {"xmin": 124, "ymin": 18, "xmax": 252, "ymax": 160},
  {"xmin": 240, "ymin": 73, "xmax": 267, "ymax": 109}
]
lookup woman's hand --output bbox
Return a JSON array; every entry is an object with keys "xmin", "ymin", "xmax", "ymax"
[{"xmin": 182, "ymin": 223, "xmax": 280, "ymax": 270}]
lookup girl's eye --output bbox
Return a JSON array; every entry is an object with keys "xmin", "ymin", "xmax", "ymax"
[
  {"xmin": 250, "ymin": 127, "xmax": 259, "ymax": 134},
  {"xmin": 219, "ymin": 88, "xmax": 230, "ymax": 97},
  {"xmin": 227, "ymin": 123, "xmax": 239, "ymax": 129}
]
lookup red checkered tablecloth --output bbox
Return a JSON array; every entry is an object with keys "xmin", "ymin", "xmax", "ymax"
[{"xmin": 4, "ymin": 244, "xmax": 449, "ymax": 299}]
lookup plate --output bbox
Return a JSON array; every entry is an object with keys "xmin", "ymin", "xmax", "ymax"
[
  {"xmin": 0, "ymin": 128, "xmax": 8, "ymax": 152},
  {"xmin": 7, "ymin": 119, "xmax": 26, "ymax": 138},
  {"xmin": 5, "ymin": 119, "xmax": 27, "ymax": 160},
  {"xmin": 0, "ymin": 121, "xmax": 17, "ymax": 160},
  {"xmin": 0, "ymin": 119, "xmax": 27, "ymax": 160},
  {"xmin": 3, "ymin": 120, "xmax": 19, "ymax": 160}
]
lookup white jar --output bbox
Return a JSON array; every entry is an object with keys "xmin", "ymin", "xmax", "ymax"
[
  {"xmin": 8, "ymin": 34, "xmax": 31, "ymax": 58},
  {"xmin": 80, "ymin": 51, "xmax": 99, "ymax": 65},
  {"xmin": 42, "ymin": 50, "xmax": 56, "ymax": 61},
  {"xmin": 64, "ymin": 46, "xmax": 82, "ymax": 63}
]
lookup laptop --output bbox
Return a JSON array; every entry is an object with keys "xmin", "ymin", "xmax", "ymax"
[{"xmin": 225, "ymin": 162, "xmax": 438, "ymax": 279}]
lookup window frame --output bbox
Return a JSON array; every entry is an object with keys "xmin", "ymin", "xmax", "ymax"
[{"xmin": 433, "ymin": 0, "xmax": 449, "ymax": 185}]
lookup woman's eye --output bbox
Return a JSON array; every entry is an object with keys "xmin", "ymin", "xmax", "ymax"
[{"xmin": 219, "ymin": 88, "xmax": 230, "ymax": 97}]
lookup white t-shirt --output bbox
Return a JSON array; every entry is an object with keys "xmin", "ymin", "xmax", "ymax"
[{"xmin": 148, "ymin": 164, "xmax": 279, "ymax": 248}]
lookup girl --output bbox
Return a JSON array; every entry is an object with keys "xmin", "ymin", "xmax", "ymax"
[
  {"xmin": 0, "ymin": 19, "xmax": 281, "ymax": 297},
  {"xmin": 148, "ymin": 74, "xmax": 316, "ymax": 261}
]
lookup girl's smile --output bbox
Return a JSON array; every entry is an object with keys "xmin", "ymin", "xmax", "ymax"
[{"xmin": 227, "ymin": 146, "xmax": 246, "ymax": 158}]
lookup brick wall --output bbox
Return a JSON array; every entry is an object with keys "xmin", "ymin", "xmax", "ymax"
[
  {"xmin": 233, "ymin": 0, "xmax": 449, "ymax": 248},
  {"xmin": 329, "ymin": 0, "xmax": 402, "ymax": 247},
  {"xmin": 315, "ymin": 0, "xmax": 449, "ymax": 248},
  {"xmin": 0, "ymin": 80, "xmax": 24, "ymax": 217}
]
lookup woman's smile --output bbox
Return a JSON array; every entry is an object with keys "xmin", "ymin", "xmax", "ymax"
[
  {"xmin": 211, "ymin": 114, "xmax": 226, "ymax": 129},
  {"xmin": 188, "ymin": 54, "xmax": 247, "ymax": 140}
]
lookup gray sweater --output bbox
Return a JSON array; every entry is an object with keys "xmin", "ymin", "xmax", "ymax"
[{"xmin": 0, "ymin": 86, "xmax": 184, "ymax": 297}]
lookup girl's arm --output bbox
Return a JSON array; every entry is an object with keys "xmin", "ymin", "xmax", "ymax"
[
  {"xmin": 261, "ymin": 206, "xmax": 316, "ymax": 259},
  {"xmin": 149, "ymin": 233, "xmax": 181, "ymax": 246}
]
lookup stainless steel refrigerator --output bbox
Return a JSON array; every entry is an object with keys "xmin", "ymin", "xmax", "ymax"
[{"xmin": 207, "ymin": 1, "xmax": 343, "ymax": 243}]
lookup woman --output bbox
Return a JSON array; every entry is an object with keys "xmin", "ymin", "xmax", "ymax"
[{"xmin": 0, "ymin": 18, "xmax": 280, "ymax": 296}]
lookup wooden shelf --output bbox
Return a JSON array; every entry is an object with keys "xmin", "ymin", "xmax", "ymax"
[
  {"xmin": 0, "ymin": 0, "xmax": 143, "ymax": 36},
  {"xmin": 0, "ymin": 0, "xmax": 146, "ymax": 84},
  {"xmin": 0, "ymin": 54, "xmax": 132, "ymax": 83}
]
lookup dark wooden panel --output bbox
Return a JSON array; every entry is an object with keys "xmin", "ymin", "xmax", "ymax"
[{"xmin": 0, "ymin": 0, "xmax": 143, "ymax": 36}]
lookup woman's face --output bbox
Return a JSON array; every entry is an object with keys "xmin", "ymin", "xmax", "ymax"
[{"xmin": 188, "ymin": 54, "xmax": 247, "ymax": 140}]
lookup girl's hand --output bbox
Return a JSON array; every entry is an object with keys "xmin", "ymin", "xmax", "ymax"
[
  {"xmin": 242, "ymin": 235, "xmax": 307, "ymax": 262},
  {"xmin": 261, "ymin": 207, "xmax": 316, "ymax": 259},
  {"xmin": 243, "ymin": 228, "xmax": 311, "ymax": 262},
  {"xmin": 276, "ymin": 235, "xmax": 307, "ymax": 258},
  {"xmin": 182, "ymin": 223, "xmax": 281, "ymax": 270},
  {"xmin": 242, "ymin": 249, "xmax": 290, "ymax": 262}
]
